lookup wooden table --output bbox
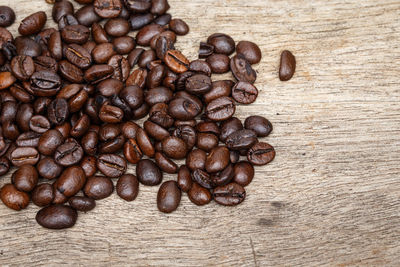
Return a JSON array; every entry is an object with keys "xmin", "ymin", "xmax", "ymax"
[{"xmin": 1, "ymin": 0, "xmax": 399, "ymax": 266}]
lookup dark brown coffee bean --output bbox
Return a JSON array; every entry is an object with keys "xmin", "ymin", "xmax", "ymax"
[
  {"xmin": 155, "ymin": 35, "xmax": 174, "ymax": 60},
  {"xmin": 212, "ymin": 163, "xmax": 234, "ymax": 187},
  {"xmin": 196, "ymin": 133, "xmax": 219, "ymax": 152},
  {"xmin": 50, "ymin": 184, "xmax": 68, "ymax": 204},
  {"xmin": 48, "ymin": 32, "xmax": 63, "ymax": 61},
  {"xmin": 116, "ymin": 174, "xmax": 139, "ymax": 201},
  {"xmin": 205, "ymin": 96, "xmax": 235, "ymax": 122},
  {"xmin": 97, "ymin": 154, "xmax": 126, "ymax": 177},
  {"xmin": 54, "ymin": 138, "xmax": 84, "ymax": 166},
  {"xmin": 125, "ymin": 0, "xmax": 151, "ymax": 13},
  {"xmin": 0, "ymin": 156, "xmax": 10, "ymax": 175},
  {"xmin": 0, "ymin": 27, "xmax": 12, "ymax": 48},
  {"xmin": 186, "ymin": 149, "xmax": 206, "ymax": 171},
  {"xmin": 136, "ymin": 159, "xmax": 162, "ymax": 186},
  {"xmin": 36, "ymin": 204, "xmax": 77, "ymax": 229},
  {"xmin": 279, "ymin": 50, "xmax": 296, "ymax": 81},
  {"xmin": 12, "ymin": 164, "xmax": 38, "ymax": 192},
  {"xmin": 18, "ymin": 11, "xmax": 47, "ymax": 36},
  {"xmin": 188, "ymin": 182, "xmax": 211, "ymax": 206},
  {"xmin": 136, "ymin": 24, "xmax": 164, "ymax": 46},
  {"xmin": 189, "ymin": 60, "xmax": 212, "ymax": 76},
  {"xmin": 154, "ymin": 13, "xmax": 171, "ymax": 25},
  {"xmin": 58, "ymin": 60, "xmax": 83, "ymax": 83},
  {"xmin": 230, "ymin": 150, "xmax": 240, "ymax": 164},
  {"xmin": 37, "ymin": 157, "xmax": 63, "ymax": 180},
  {"xmin": 104, "ymin": 18, "xmax": 130, "ymax": 37},
  {"xmin": 161, "ymin": 136, "xmax": 187, "ymax": 159},
  {"xmin": 168, "ymin": 97, "xmax": 201, "ymax": 121},
  {"xmin": 126, "ymin": 68, "xmax": 147, "ymax": 88},
  {"xmin": 0, "ymin": 6, "xmax": 15, "ymax": 27},
  {"xmin": 129, "ymin": 13, "xmax": 154, "ymax": 30},
  {"xmin": 151, "ymin": 0, "xmax": 170, "ymax": 15},
  {"xmin": 52, "ymin": 0, "xmax": 74, "ymax": 22},
  {"xmin": 177, "ymin": 165, "xmax": 192, "ymax": 192},
  {"xmin": 10, "ymin": 147, "xmax": 39, "ymax": 166},
  {"xmin": 92, "ymin": 43, "xmax": 116, "ymax": 64},
  {"xmin": 32, "ymin": 183, "xmax": 54, "ymax": 207},
  {"xmin": 80, "ymin": 156, "xmax": 97, "ymax": 177},
  {"xmin": 91, "ymin": 22, "xmax": 109, "ymax": 44},
  {"xmin": 198, "ymin": 42, "xmax": 214, "ymax": 58},
  {"xmin": 206, "ymin": 53, "xmax": 230, "ymax": 74},
  {"xmin": 69, "ymin": 196, "xmax": 96, "ymax": 211},
  {"xmin": 113, "ymin": 36, "xmax": 135, "ymax": 55},
  {"xmin": 236, "ymin": 41, "xmax": 262, "ymax": 64},
  {"xmin": 0, "ymin": 184, "xmax": 30, "ymax": 210},
  {"xmin": 97, "ymin": 78, "xmax": 123, "ymax": 96},
  {"xmin": 94, "ymin": 0, "xmax": 123, "ymax": 18},
  {"xmin": 30, "ymin": 70, "xmax": 62, "ymax": 96},
  {"xmin": 75, "ymin": 5, "xmax": 101, "ymax": 27},
  {"xmin": 230, "ymin": 54, "xmax": 256, "ymax": 84},
  {"xmin": 192, "ymin": 169, "xmax": 214, "ymax": 189},
  {"xmin": 10, "ymin": 84, "xmax": 34, "ymax": 103},
  {"xmin": 58, "ymin": 14, "xmax": 79, "ymax": 30},
  {"xmin": 213, "ymin": 183, "xmax": 246, "ymax": 206},
  {"xmin": 143, "ymin": 121, "xmax": 168, "ymax": 141},
  {"xmin": 38, "ymin": 129, "xmax": 64, "ymax": 156},
  {"xmin": 244, "ymin": 116, "xmax": 272, "ymax": 137},
  {"xmin": 84, "ymin": 64, "xmax": 114, "ymax": 84},
  {"xmin": 121, "ymin": 121, "xmax": 140, "ymax": 139},
  {"xmin": 233, "ymin": 161, "xmax": 254, "ymax": 186},
  {"xmin": 64, "ymin": 44, "xmax": 92, "ymax": 69},
  {"xmin": 84, "ymin": 176, "xmax": 114, "ymax": 199},
  {"xmin": 99, "ymin": 103, "xmax": 124, "ymax": 123},
  {"xmin": 11, "ymin": 55, "xmax": 35, "ymax": 81},
  {"xmin": 145, "ymin": 86, "xmax": 173, "ymax": 106},
  {"xmin": 33, "ymin": 56, "xmax": 58, "ymax": 72},
  {"xmin": 220, "ymin": 117, "xmax": 242, "ymax": 142},
  {"xmin": 137, "ymin": 49, "xmax": 156, "ymax": 68},
  {"xmin": 155, "ymin": 152, "xmax": 178, "ymax": 174},
  {"xmin": 55, "ymin": 166, "xmax": 86, "ymax": 198},
  {"xmin": 132, "ymin": 102, "xmax": 149, "ymax": 120},
  {"xmin": 232, "ymin": 81, "xmax": 258, "ymax": 104},
  {"xmin": 136, "ymin": 128, "xmax": 155, "ymax": 157},
  {"xmin": 226, "ymin": 129, "xmax": 257, "ymax": 151},
  {"xmin": 48, "ymin": 98, "xmax": 69, "ymax": 125},
  {"xmin": 61, "ymin": 25, "xmax": 90, "ymax": 44},
  {"xmin": 149, "ymin": 103, "xmax": 174, "ymax": 129},
  {"xmin": 164, "ymin": 49, "xmax": 189, "ymax": 73},
  {"xmin": 0, "ymin": 101, "xmax": 17, "ymax": 123},
  {"xmin": 172, "ymin": 125, "xmax": 196, "ymax": 151},
  {"xmin": 108, "ymin": 55, "xmax": 130, "ymax": 82},
  {"xmin": 157, "ymin": 180, "xmax": 181, "ymax": 213},
  {"xmin": 207, "ymin": 33, "xmax": 235, "ymax": 55},
  {"xmin": 185, "ymin": 74, "xmax": 212, "ymax": 95},
  {"xmin": 205, "ymin": 146, "xmax": 230, "ymax": 173},
  {"xmin": 123, "ymin": 138, "xmax": 142, "ymax": 164},
  {"xmin": 70, "ymin": 114, "xmax": 90, "ymax": 138},
  {"xmin": 169, "ymin": 19, "xmax": 189, "ymax": 35},
  {"xmin": 0, "ymin": 72, "xmax": 16, "ymax": 90},
  {"xmin": 146, "ymin": 64, "xmax": 166, "ymax": 88},
  {"xmin": 247, "ymin": 142, "xmax": 275, "ymax": 166},
  {"xmin": 196, "ymin": 121, "xmax": 220, "ymax": 135}
]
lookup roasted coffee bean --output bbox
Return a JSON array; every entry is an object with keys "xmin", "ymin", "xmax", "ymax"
[
  {"xmin": 0, "ymin": 72, "xmax": 16, "ymax": 90},
  {"xmin": 230, "ymin": 54, "xmax": 256, "ymax": 84},
  {"xmin": 212, "ymin": 163, "xmax": 234, "ymax": 186},
  {"xmin": 33, "ymin": 56, "xmax": 58, "ymax": 72},
  {"xmin": 279, "ymin": 50, "xmax": 296, "ymax": 81},
  {"xmin": 16, "ymin": 131, "xmax": 40, "ymax": 147},
  {"xmin": 138, "ymin": 49, "xmax": 156, "ymax": 68},
  {"xmin": 91, "ymin": 22, "xmax": 109, "ymax": 44},
  {"xmin": 136, "ymin": 128, "xmax": 155, "ymax": 157},
  {"xmin": 18, "ymin": 11, "xmax": 47, "ymax": 36},
  {"xmin": 64, "ymin": 44, "xmax": 92, "ymax": 69},
  {"xmin": 10, "ymin": 84, "xmax": 34, "ymax": 103},
  {"xmin": 192, "ymin": 169, "xmax": 213, "ymax": 189},
  {"xmin": 205, "ymin": 146, "xmax": 230, "ymax": 173},
  {"xmin": 123, "ymin": 138, "xmax": 142, "ymax": 164},
  {"xmin": 0, "ymin": 156, "xmax": 10, "ymax": 175},
  {"xmin": 36, "ymin": 204, "xmax": 77, "ymax": 229},
  {"xmin": 104, "ymin": 18, "xmax": 130, "ymax": 37},
  {"xmin": 131, "ymin": 102, "xmax": 149, "ymax": 120},
  {"xmin": 247, "ymin": 142, "xmax": 275, "ymax": 166},
  {"xmin": 80, "ymin": 156, "xmax": 97, "ymax": 177},
  {"xmin": 125, "ymin": 0, "xmax": 151, "ymax": 13},
  {"xmin": 127, "ymin": 48, "xmax": 144, "ymax": 67},
  {"xmin": 172, "ymin": 125, "xmax": 196, "ymax": 150},
  {"xmin": 47, "ymin": 98, "xmax": 69, "ymax": 125},
  {"xmin": 38, "ymin": 129, "xmax": 64, "ymax": 156},
  {"xmin": 52, "ymin": 0, "xmax": 74, "ymax": 22},
  {"xmin": 69, "ymin": 196, "xmax": 96, "ymax": 211},
  {"xmin": 188, "ymin": 182, "xmax": 211, "ymax": 206},
  {"xmin": 58, "ymin": 14, "xmax": 79, "ymax": 30},
  {"xmin": 226, "ymin": 129, "xmax": 257, "ymax": 150},
  {"xmin": 61, "ymin": 25, "xmax": 90, "ymax": 44},
  {"xmin": 32, "ymin": 183, "xmax": 54, "ymax": 207},
  {"xmin": 164, "ymin": 49, "xmax": 189, "ymax": 73},
  {"xmin": 11, "ymin": 55, "xmax": 35, "ymax": 81},
  {"xmin": 155, "ymin": 35, "xmax": 174, "ymax": 60},
  {"xmin": 0, "ymin": 184, "xmax": 30, "ymax": 210},
  {"xmin": 0, "ymin": 6, "xmax": 15, "ymax": 27},
  {"xmin": 233, "ymin": 161, "xmax": 254, "ymax": 186},
  {"xmin": 177, "ymin": 165, "xmax": 192, "ymax": 192},
  {"xmin": 37, "ymin": 157, "xmax": 64, "ymax": 180},
  {"xmin": 3, "ymin": 121, "xmax": 20, "ymax": 140},
  {"xmin": 205, "ymin": 96, "xmax": 235, "ymax": 122},
  {"xmin": 189, "ymin": 60, "xmax": 212, "ymax": 76},
  {"xmin": 99, "ymin": 103, "xmax": 124, "ymax": 123},
  {"xmin": 97, "ymin": 154, "xmax": 126, "ymax": 177},
  {"xmin": 199, "ymin": 42, "xmax": 214, "ymax": 58},
  {"xmin": 70, "ymin": 114, "xmax": 90, "ymax": 138},
  {"xmin": 196, "ymin": 121, "xmax": 220, "ymax": 135},
  {"xmin": 59, "ymin": 60, "xmax": 84, "ymax": 83},
  {"xmin": 1, "ymin": 100, "xmax": 18, "ymax": 123},
  {"xmin": 196, "ymin": 133, "xmax": 219, "ymax": 152},
  {"xmin": 186, "ymin": 149, "xmax": 206, "ymax": 171},
  {"xmin": 0, "ymin": 27, "xmax": 12, "ymax": 48},
  {"xmin": 136, "ymin": 159, "xmax": 162, "ymax": 186},
  {"xmin": 48, "ymin": 32, "xmax": 63, "ymax": 61},
  {"xmin": 129, "ymin": 13, "xmax": 154, "ymax": 30},
  {"xmin": 94, "ymin": 0, "xmax": 123, "ymax": 18},
  {"xmin": 121, "ymin": 121, "xmax": 140, "ymax": 139},
  {"xmin": 97, "ymin": 78, "xmax": 123, "ymax": 96},
  {"xmin": 236, "ymin": 41, "xmax": 262, "ymax": 64},
  {"xmin": 75, "ymin": 5, "xmax": 101, "ymax": 27},
  {"xmin": 185, "ymin": 74, "xmax": 212, "ymax": 95},
  {"xmin": 206, "ymin": 53, "xmax": 230, "ymax": 74},
  {"xmin": 54, "ymin": 138, "xmax": 84, "ymax": 166},
  {"xmin": 108, "ymin": 55, "xmax": 130, "ymax": 82},
  {"xmin": 12, "ymin": 164, "xmax": 38, "ymax": 192},
  {"xmin": 207, "ymin": 33, "xmax": 235, "ymax": 55},
  {"xmin": 116, "ymin": 174, "xmax": 139, "ymax": 201},
  {"xmin": 99, "ymin": 134, "xmax": 125, "ymax": 153},
  {"xmin": 232, "ymin": 81, "xmax": 258, "ymax": 104},
  {"xmin": 213, "ymin": 183, "xmax": 246, "ymax": 206},
  {"xmin": 84, "ymin": 176, "xmax": 114, "ymax": 199},
  {"xmin": 146, "ymin": 64, "xmax": 166, "ymax": 88},
  {"xmin": 92, "ymin": 43, "xmax": 116, "ymax": 64},
  {"xmin": 244, "ymin": 116, "xmax": 272, "ymax": 137},
  {"xmin": 168, "ymin": 97, "xmax": 201, "ymax": 121},
  {"xmin": 149, "ymin": 103, "xmax": 173, "ymax": 128},
  {"xmin": 220, "ymin": 117, "xmax": 243, "ymax": 142},
  {"xmin": 151, "ymin": 0, "xmax": 170, "ymax": 15},
  {"xmin": 155, "ymin": 152, "xmax": 178, "ymax": 174},
  {"xmin": 154, "ymin": 13, "xmax": 171, "ymax": 25},
  {"xmin": 84, "ymin": 64, "xmax": 114, "ymax": 84},
  {"xmin": 145, "ymin": 86, "xmax": 173, "ymax": 106},
  {"xmin": 136, "ymin": 24, "xmax": 164, "ymax": 46},
  {"xmin": 143, "ymin": 121, "xmax": 169, "ymax": 141},
  {"xmin": 161, "ymin": 136, "xmax": 187, "ymax": 159},
  {"xmin": 55, "ymin": 166, "xmax": 86, "ymax": 198},
  {"xmin": 157, "ymin": 180, "xmax": 181, "ymax": 213},
  {"xmin": 10, "ymin": 147, "xmax": 39, "ymax": 166},
  {"xmin": 113, "ymin": 36, "xmax": 135, "ymax": 55},
  {"xmin": 169, "ymin": 19, "xmax": 189, "ymax": 35},
  {"xmin": 230, "ymin": 150, "xmax": 240, "ymax": 164},
  {"xmin": 30, "ymin": 70, "xmax": 62, "ymax": 96},
  {"xmin": 49, "ymin": 183, "xmax": 68, "ymax": 204}
]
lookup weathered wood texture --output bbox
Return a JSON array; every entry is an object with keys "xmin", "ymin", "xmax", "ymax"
[{"xmin": 1, "ymin": 0, "xmax": 400, "ymax": 266}]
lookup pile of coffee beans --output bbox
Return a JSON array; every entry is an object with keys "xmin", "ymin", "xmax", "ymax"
[{"xmin": 0, "ymin": 0, "xmax": 293, "ymax": 229}]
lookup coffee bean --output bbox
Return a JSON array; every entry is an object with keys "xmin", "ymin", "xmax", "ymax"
[
  {"xmin": 247, "ymin": 142, "xmax": 275, "ymax": 166},
  {"xmin": 189, "ymin": 60, "xmax": 211, "ymax": 76},
  {"xmin": 126, "ymin": 68, "xmax": 147, "ymax": 88},
  {"xmin": 196, "ymin": 132, "xmax": 219, "ymax": 152},
  {"xmin": 10, "ymin": 146, "xmax": 39, "ymax": 166},
  {"xmin": 0, "ymin": 27, "xmax": 12, "ymax": 48},
  {"xmin": 0, "ymin": 183, "xmax": 29, "ymax": 210},
  {"xmin": 233, "ymin": 161, "xmax": 254, "ymax": 186},
  {"xmin": 196, "ymin": 121, "xmax": 220, "ymax": 135},
  {"xmin": 54, "ymin": 138, "xmax": 84, "ymax": 166},
  {"xmin": 177, "ymin": 165, "xmax": 192, "ymax": 192},
  {"xmin": 136, "ymin": 159, "xmax": 162, "ymax": 186},
  {"xmin": 151, "ymin": 0, "xmax": 170, "ymax": 15},
  {"xmin": 145, "ymin": 86, "xmax": 173, "ymax": 106},
  {"xmin": 236, "ymin": 41, "xmax": 262, "ymax": 64},
  {"xmin": 212, "ymin": 163, "xmax": 234, "ymax": 187},
  {"xmin": 99, "ymin": 103, "xmax": 124, "ymax": 123},
  {"xmin": 61, "ymin": 25, "xmax": 90, "ymax": 44},
  {"xmin": 188, "ymin": 182, "xmax": 211, "ymax": 206},
  {"xmin": 113, "ymin": 36, "xmax": 135, "ymax": 55},
  {"xmin": 226, "ymin": 129, "xmax": 257, "ymax": 151},
  {"xmin": 205, "ymin": 96, "xmax": 235, "ymax": 122},
  {"xmin": 164, "ymin": 50, "xmax": 189, "ymax": 73},
  {"xmin": 155, "ymin": 152, "xmax": 178, "ymax": 174},
  {"xmin": 80, "ymin": 156, "xmax": 97, "ymax": 177},
  {"xmin": 232, "ymin": 82, "xmax": 258, "ymax": 105},
  {"xmin": 58, "ymin": 14, "xmax": 79, "ymax": 30},
  {"xmin": 75, "ymin": 5, "xmax": 101, "ymax": 27},
  {"xmin": 213, "ymin": 183, "xmax": 246, "ymax": 206},
  {"xmin": 230, "ymin": 54, "xmax": 256, "ymax": 84},
  {"xmin": 0, "ymin": 72, "xmax": 16, "ymax": 90},
  {"xmin": 18, "ymin": 11, "xmax": 47, "ymax": 36},
  {"xmin": 48, "ymin": 32, "xmax": 63, "ymax": 61},
  {"xmin": 198, "ymin": 42, "xmax": 214, "ymax": 58},
  {"xmin": 0, "ymin": 6, "xmax": 15, "ymax": 27},
  {"xmin": 97, "ymin": 78, "xmax": 123, "ymax": 96},
  {"xmin": 12, "ymin": 164, "xmax": 38, "ymax": 192},
  {"xmin": 0, "ymin": 156, "xmax": 10, "ymax": 175},
  {"xmin": 157, "ymin": 180, "xmax": 181, "ymax": 213},
  {"xmin": 154, "ymin": 13, "xmax": 171, "ymax": 25},
  {"xmin": 94, "ymin": 0, "xmax": 123, "ymax": 18},
  {"xmin": 10, "ymin": 84, "xmax": 34, "ymax": 103},
  {"xmin": 37, "ymin": 157, "xmax": 64, "ymax": 180},
  {"xmin": 36, "ymin": 204, "xmax": 77, "ymax": 229},
  {"xmin": 84, "ymin": 176, "xmax": 114, "ymax": 199},
  {"xmin": 121, "ymin": 121, "xmax": 140, "ymax": 139},
  {"xmin": 64, "ymin": 44, "xmax": 92, "ymax": 69},
  {"xmin": 244, "ymin": 115, "xmax": 272, "ymax": 137},
  {"xmin": 161, "ymin": 136, "xmax": 187, "ymax": 159},
  {"xmin": 30, "ymin": 70, "xmax": 62, "ymax": 96},
  {"xmin": 69, "ymin": 196, "xmax": 96, "ymax": 211},
  {"xmin": 33, "ymin": 56, "xmax": 58, "ymax": 72},
  {"xmin": 207, "ymin": 33, "xmax": 235, "ymax": 55},
  {"xmin": 11, "ymin": 55, "xmax": 35, "ymax": 81},
  {"xmin": 104, "ymin": 18, "xmax": 130, "ymax": 37},
  {"xmin": 48, "ymin": 98, "xmax": 69, "ymax": 125},
  {"xmin": 185, "ymin": 74, "xmax": 212, "ymax": 95},
  {"xmin": 168, "ymin": 97, "xmax": 201, "ymax": 121},
  {"xmin": 206, "ymin": 53, "xmax": 230, "ymax": 74},
  {"xmin": 169, "ymin": 19, "xmax": 189, "ymax": 35},
  {"xmin": 38, "ymin": 129, "xmax": 64, "ymax": 156},
  {"xmin": 192, "ymin": 169, "xmax": 214, "ymax": 189},
  {"xmin": 32, "ymin": 183, "xmax": 54, "ymax": 207},
  {"xmin": 52, "ymin": 0, "xmax": 74, "ymax": 22},
  {"xmin": 136, "ymin": 128, "xmax": 155, "ymax": 157},
  {"xmin": 136, "ymin": 24, "xmax": 164, "ymax": 46},
  {"xmin": 0, "ymin": 100, "xmax": 17, "ymax": 123},
  {"xmin": 84, "ymin": 64, "xmax": 114, "ymax": 84},
  {"xmin": 116, "ymin": 174, "xmax": 139, "ymax": 201},
  {"xmin": 129, "ymin": 13, "xmax": 154, "ymax": 31},
  {"xmin": 92, "ymin": 43, "xmax": 116, "ymax": 64},
  {"xmin": 205, "ymin": 146, "xmax": 230, "ymax": 173},
  {"xmin": 97, "ymin": 154, "xmax": 126, "ymax": 177},
  {"xmin": 279, "ymin": 50, "xmax": 296, "ymax": 81},
  {"xmin": 186, "ymin": 149, "xmax": 206, "ymax": 171}
]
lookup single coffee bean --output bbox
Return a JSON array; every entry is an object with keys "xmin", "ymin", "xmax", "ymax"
[
  {"xmin": 1, "ymin": 183, "xmax": 30, "ymax": 210},
  {"xmin": 157, "ymin": 180, "xmax": 181, "ymax": 213},
  {"xmin": 0, "ymin": 72, "xmax": 16, "ymax": 90},
  {"xmin": 18, "ymin": 11, "xmax": 47, "ymax": 36},
  {"xmin": 206, "ymin": 53, "xmax": 230, "ymax": 74},
  {"xmin": 136, "ymin": 159, "xmax": 162, "ymax": 186},
  {"xmin": 32, "ymin": 183, "xmax": 54, "ymax": 207},
  {"xmin": 84, "ymin": 64, "xmax": 114, "ymax": 84},
  {"xmin": 99, "ymin": 103, "xmax": 124, "ymax": 123},
  {"xmin": 113, "ymin": 36, "xmax": 135, "ymax": 55},
  {"xmin": 155, "ymin": 152, "xmax": 178, "ymax": 174},
  {"xmin": 104, "ymin": 18, "xmax": 130, "ymax": 37},
  {"xmin": 145, "ymin": 86, "xmax": 173, "ymax": 106},
  {"xmin": 168, "ymin": 97, "xmax": 201, "ymax": 121},
  {"xmin": 151, "ymin": 0, "xmax": 170, "ymax": 15},
  {"xmin": 1, "ymin": 100, "xmax": 18, "ymax": 123},
  {"xmin": 172, "ymin": 125, "xmax": 196, "ymax": 150},
  {"xmin": 189, "ymin": 60, "xmax": 212, "ymax": 76},
  {"xmin": 196, "ymin": 121, "xmax": 220, "ymax": 135},
  {"xmin": 143, "ymin": 121, "xmax": 169, "ymax": 141},
  {"xmin": 207, "ymin": 33, "xmax": 235, "ymax": 55},
  {"xmin": 230, "ymin": 54, "xmax": 257, "ymax": 84},
  {"xmin": 80, "ymin": 156, "xmax": 97, "ymax": 177},
  {"xmin": 10, "ymin": 84, "xmax": 34, "ymax": 103},
  {"xmin": 109, "ymin": 55, "xmax": 130, "ymax": 82},
  {"xmin": 59, "ymin": 60, "xmax": 84, "ymax": 83},
  {"xmin": 10, "ymin": 147, "xmax": 39, "ymax": 166},
  {"xmin": 0, "ymin": 6, "xmax": 15, "ymax": 27},
  {"xmin": 126, "ymin": 68, "xmax": 147, "ymax": 88},
  {"xmin": 84, "ymin": 176, "xmax": 114, "ymax": 199},
  {"xmin": 169, "ymin": 19, "xmax": 189, "ymax": 35},
  {"xmin": 97, "ymin": 154, "xmax": 127, "ymax": 177},
  {"xmin": 164, "ymin": 49, "xmax": 189, "ymax": 73},
  {"xmin": 75, "ymin": 5, "xmax": 101, "ymax": 27},
  {"xmin": 94, "ymin": 0, "xmax": 123, "ymax": 18},
  {"xmin": 54, "ymin": 138, "xmax": 84, "ymax": 166},
  {"xmin": 161, "ymin": 136, "xmax": 187, "ymax": 159},
  {"xmin": 55, "ymin": 166, "xmax": 86, "ymax": 198},
  {"xmin": 125, "ymin": 0, "xmax": 152, "ymax": 13},
  {"xmin": 244, "ymin": 115, "xmax": 272, "ymax": 137},
  {"xmin": 30, "ymin": 70, "xmax": 62, "ymax": 96},
  {"xmin": 154, "ymin": 13, "xmax": 171, "ymax": 25},
  {"xmin": 199, "ymin": 42, "xmax": 214, "ymax": 58},
  {"xmin": 121, "ymin": 121, "xmax": 140, "ymax": 139},
  {"xmin": 116, "ymin": 174, "xmax": 139, "ymax": 201},
  {"xmin": 213, "ymin": 183, "xmax": 246, "ymax": 206},
  {"xmin": 188, "ymin": 182, "xmax": 211, "ymax": 206},
  {"xmin": 247, "ymin": 142, "xmax": 275, "ymax": 166},
  {"xmin": 58, "ymin": 14, "xmax": 79, "ymax": 30},
  {"xmin": 38, "ymin": 129, "xmax": 64, "ymax": 156},
  {"xmin": 131, "ymin": 102, "xmax": 149, "ymax": 120},
  {"xmin": 0, "ymin": 156, "xmax": 10, "ymax": 175},
  {"xmin": 12, "ymin": 164, "xmax": 38, "ymax": 192},
  {"xmin": 37, "ymin": 157, "xmax": 64, "ymax": 180},
  {"xmin": 136, "ymin": 24, "xmax": 164, "ymax": 46},
  {"xmin": 192, "ymin": 169, "xmax": 214, "ymax": 189},
  {"xmin": 185, "ymin": 74, "xmax": 212, "ymax": 95},
  {"xmin": 61, "ymin": 25, "xmax": 90, "ymax": 44},
  {"xmin": 48, "ymin": 32, "xmax": 63, "ymax": 61},
  {"xmin": 52, "ymin": 0, "xmax": 74, "ymax": 22},
  {"xmin": 236, "ymin": 41, "xmax": 262, "ymax": 64},
  {"xmin": 64, "ymin": 44, "xmax": 92, "ymax": 69},
  {"xmin": 212, "ymin": 163, "xmax": 234, "ymax": 186},
  {"xmin": 47, "ymin": 98, "xmax": 69, "ymax": 125},
  {"xmin": 33, "ymin": 56, "xmax": 58, "ymax": 72},
  {"xmin": 186, "ymin": 149, "xmax": 206, "ymax": 171},
  {"xmin": 230, "ymin": 150, "xmax": 240, "ymax": 164},
  {"xmin": 155, "ymin": 35, "xmax": 174, "ymax": 60},
  {"xmin": 219, "ymin": 117, "xmax": 243, "ymax": 142},
  {"xmin": 226, "ymin": 129, "xmax": 257, "ymax": 151},
  {"xmin": 36, "ymin": 204, "xmax": 77, "ymax": 229},
  {"xmin": 177, "ymin": 165, "xmax": 192, "ymax": 192},
  {"xmin": 196, "ymin": 132, "xmax": 219, "ymax": 152},
  {"xmin": 205, "ymin": 146, "xmax": 230, "ymax": 173},
  {"xmin": 129, "ymin": 13, "xmax": 154, "ymax": 30},
  {"xmin": 92, "ymin": 43, "xmax": 116, "ymax": 64},
  {"xmin": 205, "ymin": 96, "xmax": 235, "ymax": 121},
  {"xmin": 136, "ymin": 128, "xmax": 155, "ymax": 157},
  {"xmin": 68, "ymin": 196, "xmax": 96, "ymax": 211},
  {"xmin": 233, "ymin": 161, "xmax": 254, "ymax": 186},
  {"xmin": 11, "ymin": 55, "xmax": 35, "ymax": 81},
  {"xmin": 232, "ymin": 81, "xmax": 258, "ymax": 104},
  {"xmin": 279, "ymin": 50, "xmax": 296, "ymax": 81}
]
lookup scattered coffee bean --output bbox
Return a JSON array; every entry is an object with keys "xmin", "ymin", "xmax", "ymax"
[
  {"xmin": 36, "ymin": 204, "xmax": 77, "ymax": 229},
  {"xmin": 157, "ymin": 180, "xmax": 181, "ymax": 213},
  {"xmin": 279, "ymin": 50, "xmax": 296, "ymax": 81}
]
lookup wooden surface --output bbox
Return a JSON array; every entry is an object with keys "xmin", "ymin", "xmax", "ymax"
[{"xmin": 1, "ymin": 0, "xmax": 400, "ymax": 266}]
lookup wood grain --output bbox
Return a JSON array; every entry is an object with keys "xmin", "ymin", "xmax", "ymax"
[{"xmin": 1, "ymin": 0, "xmax": 400, "ymax": 266}]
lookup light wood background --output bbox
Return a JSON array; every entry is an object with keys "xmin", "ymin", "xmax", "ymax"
[{"xmin": 1, "ymin": 0, "xmax": 400, "ymax": 266}]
